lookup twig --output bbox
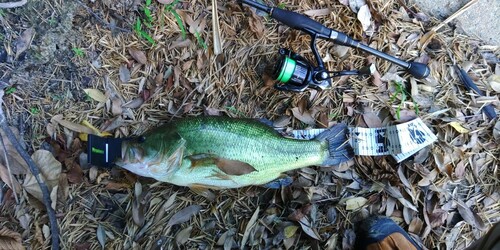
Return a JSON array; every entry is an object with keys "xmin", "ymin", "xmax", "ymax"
[
  {"xmin": 0, "ymin": 90, "xmax": 60, "ymax": 249},
  {"xmin": 0, "ymin": 0, "xmax": 27, "ymax": 9},
  {"xmin": 74, "ymin": 0, "xmax": 130, "ymax": 33},
  {"xmin": 0, "ymin": 132, "xmax": 19, "ymax": 204},
  {"xmin": 212, "ymin": 0, "xmax": 222, "ymax": 55}
]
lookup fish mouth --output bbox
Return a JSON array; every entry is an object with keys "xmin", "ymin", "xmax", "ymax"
[{"xmin": 115, "ymin": 161, "xmax": 153, "ymax": 179}]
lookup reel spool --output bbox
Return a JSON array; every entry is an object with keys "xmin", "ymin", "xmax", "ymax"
[{"xmin": 269, "ymin": 48, "xmax": 330, "ymax": 92}]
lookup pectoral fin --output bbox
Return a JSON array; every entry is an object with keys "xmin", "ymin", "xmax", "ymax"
[
  {"xmin": 188, "ymin": 154, "xmax": 257, "ymax": 176},
  {"xmin": 215, "ymin": 158, "xmax": 257, "ymax": 176}
]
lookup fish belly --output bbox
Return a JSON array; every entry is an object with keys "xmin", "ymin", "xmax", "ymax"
[{"xmin": 165, "ymin": 161, "xmax": 286, "ymax": 188}]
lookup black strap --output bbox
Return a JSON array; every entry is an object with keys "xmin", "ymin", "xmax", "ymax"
[{"xmin": 87, "ymin": 134, "xmax": 123, "ymax": 168}]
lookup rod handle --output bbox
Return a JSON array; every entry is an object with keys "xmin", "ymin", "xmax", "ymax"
[{"xmin": 270, "ymin": 8, "xmax": 330, "ymax": 37}]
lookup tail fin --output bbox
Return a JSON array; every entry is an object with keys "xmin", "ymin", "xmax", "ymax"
[{"xmin": 315, "ymin": 123, "xmax": 354, "ymax": 166}]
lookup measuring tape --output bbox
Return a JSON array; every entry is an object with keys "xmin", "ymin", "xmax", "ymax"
[{"xmin": 289, "ymin": 118, "xmax": 437, "ymax": 162}]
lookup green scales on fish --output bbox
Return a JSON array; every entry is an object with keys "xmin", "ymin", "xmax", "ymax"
[{"xmin": 115, "ymin": 116, "xmax": 353, "ymax": 190}]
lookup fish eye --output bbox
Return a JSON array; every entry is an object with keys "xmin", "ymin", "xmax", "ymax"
[{"xmin": 137, "ymin": 136, "xmax": 146, "ymax": 143}]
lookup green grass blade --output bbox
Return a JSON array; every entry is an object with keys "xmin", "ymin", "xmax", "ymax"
[
  {"xmin": 195, "ymin": 31, "xmax": 207, "ymax": 50},
  {"xmin": 170, "ymin": 9, "xmax": 186, "ymax": 39},
  {"xmin": 135, "ymin": 19, "xmax": 142, "ymax": 33},
  {"xmin": 140, "ymin": 30, "xmax": 156, "ymax": 45}
]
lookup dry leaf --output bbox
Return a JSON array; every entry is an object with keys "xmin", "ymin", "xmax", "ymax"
[
  {"xmin": 15, "ymin": 28, "xmax": 34, "ymax": 59},
  {"xmin": 0, "ymin": 128, "xmax": 27, "ymax": 176},
  {"xmin": 185, "ymin": 15, "xmax": 206, "ymax": 34},
  {"xmin": 273, "ymin": 116, "xmax": 291, "ymax": 127},
  {"xmin": 23, "ymin": 150, "xmax": 62, "ymax": 203},
  {"xmin": 51, "ymin": 115, "xmax": 94, "ymax": 135},
  {"xmin": 304, "ymin": 8, "xmax": 331, "ymax": 17},
  {"xmin": 241, "ymin": 206, "xmax": 260, "ymax": 246},
  {"xmin": 367, "ymin": 57, "xmax": 383, "ymax": 87},
  {"xmin": 284, "ymin": 225, "xmax": 299, "ymax": 238},
  {"xmin": 57, "ymin": 173, "xmax": 69, "ymax": 204},
  {"xmin": 393, "ymin": 109, "xmax": 417, "ymax": 122},
  {"xmin": 170, "ymin": 39, "xmax": 192, "ymax": 49},
  {"xmin": 96, "ymin": 224, "xmax": 106, "ymax": 249},
  {"xmin": 0, "ymin": 227, "xmax": 24, "ymax": 250},
  {"xmin": 128, "ymin": 48, "xmax": 148, "ymax": 64},
  {"xmin": 487, "ymin": 74, "xmax": 500, "ymax": 92},
  {"xmin": 46, "ymin": 122, "xmax": 56, "ymax": 139},
  {"xmin": 494, "ymin": 120, "xmax": 500, "ymax": 142},
  {"xmin": 175, "ymin": 226, "xmax": 192, "ymax": 245},
  {"xmin": 327, "ymin": 207, "xmax": 337, "ymax": 223},
  {"xmin": 446, "ymin": 221, "xmax": 466, "ymax": 250},
  {"xmin": 348, "ymin": 0, "xmax": 366, "ymax": 12},
  {"xmin": 182, "ymin": 60, "xmax": 194, "ymax": 71},
  {"xmin": 111, "ymin": 97, "xmax": 123, "ymax": 115},
  {"xmin": 419, "ymin": 31, "xmax": 436, "ymax": 51},
  {"xmin": 408, "ymin": 218, "xmax": 423, "ymax": 234},
  {"xmin": 333, "ymin": 45, "xmax": 349, "ymax": 58},
  {"xmin": 0, "ymin": 163, "xmax": 21, "ymax": 193},
  {"xmin": 167, "ymin": 205, "xmax": 202, "ymax": 227},
  {"xmin": 102, "ymin": 116, "xmax": 126, "ymax": 132},
  {"xmin": 154, "ymin": 192, "xmax": 178, "ymax": 222},
  {"xmin": 83, "ymin": 89, "xmax": 107, "ymax": 103},
  {"xmin": 248, "ymin": 8, "xmax": 265, "ymax": 37},
  {"xmin": 197, "ymin": 49, "xmax": 207, "ymax": 70},
  {"xmin": 345, "ymin": 197, "xmax": 367, "ymax": 210},
  {"xmin": 291, "ymin": 107, "xmax": 316, "ymax": 125},
  {"xmin": 154, "ymin": 73, "xmax": 164, "ymax": 86},
  {"xmin": 105, "ymin": 182, "xmax": 131, "ymax": 191},
  {"xmin": 357, "ymin": 5, "xmax": 373, "ymax": 33},
  {"xmin": 298, "ymin": 217, "xmax": 321, "ymax": 240},
  {"xmin": 205, "ymin": 107, "xmax": 221, "ymax": 116},
  {"xmin": 385, "ymin": 185, "xmax": 418, "ymax": 211},
  {"xmin": 456, "ymin": 200, "xmax": 486, "ymax": 230},
  {"xmin": 449, "ymin": 122, "xmax": 469, "ymax": 134},
  {"xmin": 122, "ymin": 98, "xmax": 144, "ymax": 109},
  {"xmin": 338, "ymin": 0, "xmax": 349, "ymax": 5},
  {"xmin": 363, "ymin": 112, "xmax": 382, "ymax": 128},
  {"xmin": 119, "ymin": 65, "xmax": 131, "ymax": 83},
  {"xmin": 428, "ymin": 208, "xmax": 447, "ymax": 228},
  {"xmin": 157, "ymin": 0, "xmax": 174, "ymax": 4},
  {"xmin": 132, "ymin": 199, "xmax": 145, "ymax": 226},
  {"xmin": 385, "ymin": 197, "xmax": 396, "ymax": 216}
]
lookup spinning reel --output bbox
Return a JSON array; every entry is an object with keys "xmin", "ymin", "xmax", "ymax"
[
  {"xmin": 269, "ymin": 48, "xmax": 374, "ymax": 92},
  {"xmin": 240, "ymin": 0, "xmax": 430, "ymax": 92}
]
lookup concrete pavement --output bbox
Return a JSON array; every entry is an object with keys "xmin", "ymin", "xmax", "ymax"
[{"xmin": 409, "ymin": 0, "xmax": 499, "ymax": 46}]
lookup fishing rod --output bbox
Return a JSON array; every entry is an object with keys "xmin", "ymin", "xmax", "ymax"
[{"xmin": 239, "ymin": 0, "xmax": 431, "ymax": 92}]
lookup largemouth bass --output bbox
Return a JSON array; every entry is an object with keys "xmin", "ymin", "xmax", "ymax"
[{"xmin": 115, "ymin": 116, "xmax": 352, "ymax": 189}]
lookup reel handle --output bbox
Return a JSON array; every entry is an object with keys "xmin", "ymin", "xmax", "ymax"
[{"xmin": 240, "ymin": 0, "xmax": 331, "ymax": 37}]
